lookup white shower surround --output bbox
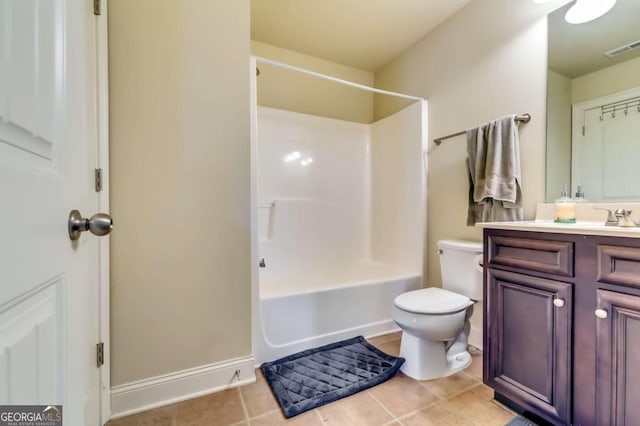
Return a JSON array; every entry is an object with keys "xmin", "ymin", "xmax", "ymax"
[{"xmin": 253, "ymin": 102, "xmax": 427, "ymax": 363}]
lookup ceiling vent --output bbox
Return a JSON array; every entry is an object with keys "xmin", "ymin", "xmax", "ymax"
[{"xmin": 605, "ymin": 39, "xmax": 640, "ymax": 58}]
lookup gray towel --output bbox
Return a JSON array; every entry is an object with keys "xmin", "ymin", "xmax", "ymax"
[{"xmin": 466, "ymin": 115, "xmax": 523, "ymax": 225}]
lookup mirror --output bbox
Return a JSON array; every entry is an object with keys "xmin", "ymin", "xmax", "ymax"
[{"xmin": 545, "ymin": 0, "xmax": 640, "ymax": 202}]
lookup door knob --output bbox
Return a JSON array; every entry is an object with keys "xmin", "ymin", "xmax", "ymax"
[
  {"xmin": 553, "ymin": 298, "xmax": 565, "ymax": 308},
  {"xmin": 68, "ymin": 209, "xmax": 113, "ymax": 241},
  {"xmin": 595, "ymin": 309, "xmax": 608, "ymax": 319}
]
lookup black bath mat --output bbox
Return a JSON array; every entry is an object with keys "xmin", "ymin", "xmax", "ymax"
[{"xmin": 260, "ymin": 335, "xmax": 404, "ymax": 418}]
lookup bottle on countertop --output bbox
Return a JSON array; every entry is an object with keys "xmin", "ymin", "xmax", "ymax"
[
  {"xmin": 574, "ymin": 184, "xmax": 588, "ymax": 203},
  {"xmin": 555, "ymin": 183, "xmax": 576, "ymax": 224}
]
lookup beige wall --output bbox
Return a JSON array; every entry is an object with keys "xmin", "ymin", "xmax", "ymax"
[
  {"xmin": 374, "ymin": 0, "xmax": 557, "ymax": 287},
  {"xmin": 109, "ymin": 0, "xmax": 251, "ymax": 385},
  {"xmin": 546, "ymin": 70, "xmax": 572, "ymax": 201},
  {"xmin": 572, "ymin": 56, "xmax": 640, "ymax": 104},
  {"xmin": 251, "ymin": 41, "xmax": 374, "ymax": 123}
]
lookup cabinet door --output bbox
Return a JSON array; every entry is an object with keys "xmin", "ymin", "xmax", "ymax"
[
  {"xmin": 486, "ymin": 269, "xmax": 572, "ymax": 425},
  {"xmin": 595, "ymin": 289, "xmax": 640, "ymax": 425}
]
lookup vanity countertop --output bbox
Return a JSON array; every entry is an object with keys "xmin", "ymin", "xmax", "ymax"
[
  {"xmin": 476, "ymin": 220, "xmax": 640, "ymax": 238},
  {"xmin": 476, "ymin": 202, "xmax": 640, "ymax": 237}
]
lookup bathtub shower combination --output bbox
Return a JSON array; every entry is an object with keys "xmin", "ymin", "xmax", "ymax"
[{"xmin": 251, "ymin": 59, "xmax": 427, "ymax": 363}]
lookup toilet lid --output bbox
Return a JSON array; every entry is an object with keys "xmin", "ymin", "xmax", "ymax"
[{"xmin": 394, "ymin": 287, "xmax": 471, "ymax": 314}]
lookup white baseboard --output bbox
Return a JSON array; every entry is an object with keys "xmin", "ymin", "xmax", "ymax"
[
  {"xmin": 110, "ymin": 355, "xmax": 256, "ymax": 420},
  {"xmin": 469, "ymin": 325, "xmax": 483, "ymax": 351}
]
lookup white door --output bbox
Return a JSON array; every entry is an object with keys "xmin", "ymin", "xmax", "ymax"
[
  {"xmin": 0, "ymin": 0, "xmax": 103, "ymax": 424},
  {"xmin": 576, "ymin": 107, "xmax": 640, "ymax": 202},
  {"xmin": 572, "ymin": 90, "xmax": 640, "ymax": 202}
]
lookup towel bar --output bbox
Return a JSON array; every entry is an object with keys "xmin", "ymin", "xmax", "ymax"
[{"xmin": 433, "ymin": 113, "xmax": 531, "ymax": 145}]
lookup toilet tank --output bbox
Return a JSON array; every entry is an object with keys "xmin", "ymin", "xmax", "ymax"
[{"xmin": 437, "ymin": 240, "xmax": 483, "ymax": 301}]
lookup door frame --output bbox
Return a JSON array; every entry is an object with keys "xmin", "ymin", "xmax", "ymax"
[{"xmin": 95, "ymin": 1, "xmax": 111, "ymax": 423}]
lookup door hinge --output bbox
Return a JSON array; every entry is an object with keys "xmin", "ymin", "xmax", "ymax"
[
  {"xmin": 582, "ymin": 126, "xmax": 585, "ymax": 136},
  {"xmin": 94, "ymin": 0, "xmax": 101, "ymax": 15},
  {"xmin": 95, "ymin": 168, "xmax": 103, "ymax": 192},
  {"xmin": 96, "ymin": 342, "xmax": 104, "ymax": 367}
]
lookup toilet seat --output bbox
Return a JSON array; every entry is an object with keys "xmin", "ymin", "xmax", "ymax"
[{"xmin": 394, "ymin": 287, "xmax": 471, "ymax": 315}]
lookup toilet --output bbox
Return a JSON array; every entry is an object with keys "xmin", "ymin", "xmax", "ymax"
[{"xmin": 392, "ymin": 240, "xmax": 483, "ymax": 380}]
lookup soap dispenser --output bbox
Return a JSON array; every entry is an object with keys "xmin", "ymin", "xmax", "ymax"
[
  {"xmin": 574, "ymin": 185, "xmax": 588, "ymax": 203},
  {"xmin": 555, "ymin": 184, "xmax": 576, "ymax": 223}
]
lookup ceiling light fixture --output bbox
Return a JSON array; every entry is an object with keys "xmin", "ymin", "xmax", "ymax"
[{"xmin": 565, "ymin": 0, "xmax": 617, "ymax": 24}]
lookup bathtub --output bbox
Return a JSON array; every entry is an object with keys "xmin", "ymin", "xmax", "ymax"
[
  {"xmin": 253, "ymin": 105, "xmax": 426, "ymax": 363},
  {"xmin": 254, "ymin": 261, "xmax": 421, "ymax": 363}
]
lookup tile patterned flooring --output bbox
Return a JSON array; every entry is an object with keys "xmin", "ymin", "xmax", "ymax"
[{"xmin": 107, "ymin": 333, "xmax": 516, "ymax": 426}]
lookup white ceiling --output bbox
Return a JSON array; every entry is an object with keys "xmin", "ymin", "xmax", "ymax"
[
  {"xmin": 549, "ymin": 0, "xmax": 640, "ymax": 78},
  {"xmin": 250, "ymin": 0, "xmax": 472, "ymax": 72}
]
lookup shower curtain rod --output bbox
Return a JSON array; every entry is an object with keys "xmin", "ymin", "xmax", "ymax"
[
  {"xmin": 433, "ymin": 114, "xmax": 531, "ymax": 145},
  {"xmin": 253, "ymin": 56, "xmax": 424, "ymax": 102}
]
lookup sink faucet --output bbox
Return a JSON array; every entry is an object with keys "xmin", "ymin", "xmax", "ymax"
[
  {"xmin": 595, "ymin": 207, "xmax": 640, "ymax": 227},
  {"xmin": 614, "ymin": 209, "xmax": 639, "ymax": 227},
  {"xmin": 594, "ymin": 207, "xmax": 619, "ymax": 226}
]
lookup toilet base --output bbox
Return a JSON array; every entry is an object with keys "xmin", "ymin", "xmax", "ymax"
[
  {"xmin": 398, "ymin": 332, "xmax": 472, "ymax": 380},
  {"xmin": 446, "ymin": 349, "xmax": 472, "ymax": 376}
]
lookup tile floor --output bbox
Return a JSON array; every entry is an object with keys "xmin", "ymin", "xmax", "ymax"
[{"xmin": 107, "ymin": 332, "xmax": 517, "ymax": 426}]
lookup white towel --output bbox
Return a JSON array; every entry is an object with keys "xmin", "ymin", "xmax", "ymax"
[{"xmin": 466, "ymin": 115, "xmax": 523, "ymax": 225}]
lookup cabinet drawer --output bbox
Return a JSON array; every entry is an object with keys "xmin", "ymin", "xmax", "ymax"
[
  {"xmin": 488, "ymin": 235, "xmax": 574, "ymax": 277},
  {"xmin": 597, "ymin": 245, "xmax": 640, "ymax": 289}
]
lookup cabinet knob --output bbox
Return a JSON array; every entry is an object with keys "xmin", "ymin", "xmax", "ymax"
[
  {"xmin": 553, "ymin": 298, "xmax": 565, "ymax": 308},
  {"xmin": 595, "ymin": 309, "xmax": 608, "ymax": 319}
]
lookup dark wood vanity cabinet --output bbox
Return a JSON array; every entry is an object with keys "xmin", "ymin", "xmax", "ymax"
[
  {"xmin": 484, "ymin": 233, "xmax": 574, "ymax": 425},
  {"xmin": 483, "ymin": 229, "xmax": 640, "ymax": 426},
  {"xmin": 595, "ymin": 289, "xmax": 640, "ymax": 425},
  {"xmin": 485, "ymin": 269, "xmax": 572, "ymax": 424}
]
